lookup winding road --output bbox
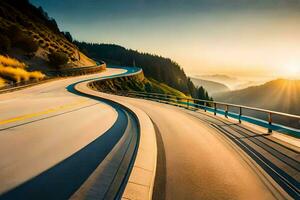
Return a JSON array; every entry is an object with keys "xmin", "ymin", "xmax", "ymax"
[{"xmin": 0, "ymin": 67, "xmax": 299, "ymax": 200}]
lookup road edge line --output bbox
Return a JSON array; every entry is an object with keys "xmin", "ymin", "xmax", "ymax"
[{"xmin": 74, "ymin": 80, "xmax": 158, "ymax": 200}]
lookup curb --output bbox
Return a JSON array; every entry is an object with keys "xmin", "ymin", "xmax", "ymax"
[{"xmin": 74, "ymin": 73, "xmax": 157, "ymax": 200}]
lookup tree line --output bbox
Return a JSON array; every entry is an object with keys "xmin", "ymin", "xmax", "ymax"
[{"xmin": 75, "ymin": 42, "xmax": 212, "ymax": 101}]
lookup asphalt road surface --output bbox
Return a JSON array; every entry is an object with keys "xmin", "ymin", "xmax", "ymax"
[
  {"xmin": 101, "ymin": 93, "xmax": 299, "ymax": 200},
  {"xmin": 0, "ymin": 67, "xmax": 299, "ymax": 199},
  {"xmin": 0, "ymin": 68, "xmax": 129, "ymax": 196}
]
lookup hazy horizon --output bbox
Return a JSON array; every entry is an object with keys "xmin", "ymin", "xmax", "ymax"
[{"xmin": 31, "ymin": 0, "xmax": 300, "ymax": 79}]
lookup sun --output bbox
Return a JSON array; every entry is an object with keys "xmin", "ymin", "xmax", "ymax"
[
  {"xmin": 286, "ymin": 65, "xmax": 299, "ymax": 74},
  {"xmin": 282, "ymin": 62, "xmax": 300, "ymax": 79}
]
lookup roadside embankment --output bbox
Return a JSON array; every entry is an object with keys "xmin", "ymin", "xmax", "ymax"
[{"xmin": 89, "ymin": 69, "xmax": 187, "ymax": 98}]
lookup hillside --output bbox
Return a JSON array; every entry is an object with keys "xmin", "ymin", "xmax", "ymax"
[
  {"xmin": 91, "ymin": 71, "xmax": 187, "ymax": 98},
  {"xmin": 190, "ymin": 77, "xmax": 230, "ymax": 95},
  {"xmin": 75, "ymin": 42, "xmax": 212, "ymax": 101},
  {"xmin": 0, "ymin": 0, "xmax": 95, "ymax": 73},
  {"xmin": 215, "ymin": 79, "xmax": 300, "ymax": 115}
]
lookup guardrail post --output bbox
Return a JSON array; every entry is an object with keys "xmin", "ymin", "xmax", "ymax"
[
  {"xmin": 165, "ymin": 94, "xmax": 168, "ymax": 104},
  {"xmin": 158, "ymin": 94, "xmax": 162, "ymax": 103},
  {"xmin": 268, "ymin": 113, "xmax": 272, "ymax": 133},
  {"xmin": 187, "ymin": 99, "xmax": 189, "ymax": 109},
  {"xmin": 214, "ymin": 103, "xmax": 217, "ymax": 115},
  {"xmin": 225, "ymin": 105, "xmax": 228, "ymax": 118},
  {"xmin": 239, "ymin": 107, "xmax": 242, "ymax": 123},
  {"xmin": 204, "ymin": 102, "xmax": 207, "ymax": 112}
]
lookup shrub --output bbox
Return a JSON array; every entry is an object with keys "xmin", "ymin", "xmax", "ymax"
[
  {"xmin": 0, "ymin": 77, "xmax": 5, "ymax": 88},
  {"xmin": 0, "ymin": 65, "xmax": 45, "ymax": 83},
  {"xmin": 29, "ymin": 71, "xmax": 45, "ymax": 80},
  {"xmin": 15, "ymin": 35, "xmax": 39, "ymax": 54},
  {"xmin": 7, "ymin": 25, "xmax": 39, "ymax": 54},
  {"xmin": 49, "ymin": 47, "xmax": 55, "ymax": 53},
  {"xmin": 48, "ymin": 51, "xmax": 68, "ymax": 68},
  {"xmin": 62, "ymin": 31, "xmax": 73, "ymax": 42},
  {"xmin": 0, "ymin": 65, "xmax": 30, "ymax": 82},
  {"xmin": 7, "ymin": 25, "xmax": 23, "ymax": 43},
  {"xmin": 38, "ymin": 39, "xmax": 44, "ymax": 44},
  {"xmin": 39, "ymin": 32, "xmax": 46, "ymax": 38},
  {"xmin": 0, "ymin": 55, "xmax": 26, "ymax": 68},
  {"xmin": 7, "ymin": 25, "xmax": 39, "ymax": 53},
  {"xmin": 0, "ymin": 55, "xmax": 45, "ymax": 83},
  {"xmin": 0, "ymin": 34, "xmax": 11, "ymax": 53}
]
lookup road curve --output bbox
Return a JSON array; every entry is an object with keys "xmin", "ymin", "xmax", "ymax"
[
  {"xmin": 0, "ymin": 67, "xmax": 141, "ymax": 199},
  {"xmin": 0, "ymin": 67, "xmax": 299, "ymax": 200},
  {"xmin": 94, "ymin": 91, "xmax": 299, "ymax": 200}
]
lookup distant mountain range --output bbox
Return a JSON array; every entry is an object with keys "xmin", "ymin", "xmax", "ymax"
[
  {"xmin": 215, "ymin": 79, "xmax": 300, "ymax": 114},
  {"xmin": 214, "ymin": 79, "xmax": 300, "ymax": 128},
  {"xmin": 195, "ymin": 74, "xmax": 237, "ymax": 89},
  {"xmin": 190, "ymin": 77, "xmax": 230, "ymax": 95},
  {"xmin": 194, "ymin": 74, "xmax": 269, "ymax": 90},
  {"xmin": 198, "ymin": 74, "xmax": 237, "ymax": 82}
]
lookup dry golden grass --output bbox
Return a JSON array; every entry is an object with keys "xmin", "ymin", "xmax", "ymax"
[
  {"xmin": 28, "ymin": 71, "xmax": 45, "ymax": 80},
  {"xmin": 0, "ymin": 65, "xmax": 45, "ymax": 82},
  {"xmin": 0, "ymin": 77, "xmax": 5, "ymax": 88},
  {"xmin": 0, "ymin": 65, "xmax": 30, "ymax": 82},
  {"xmin": 0, "ymin": 55, "xmax": 45, "ymax": 83},
  {"xmin": 0, "ymin": 55, "xmax": 26, "ymax": 68}
]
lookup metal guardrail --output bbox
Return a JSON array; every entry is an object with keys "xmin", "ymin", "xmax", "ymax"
[
  {"xmin": 47, "ymin": 62, "xmax": 106, "ymax": 76},
  {"xmin": 119, "ymin": 91, "xmax": 300, "ymax": 138}
]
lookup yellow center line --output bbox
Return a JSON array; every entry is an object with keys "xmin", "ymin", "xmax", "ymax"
[{"xmin": 0, "ymin": 100, "xmax": 88, "ymax": 125}]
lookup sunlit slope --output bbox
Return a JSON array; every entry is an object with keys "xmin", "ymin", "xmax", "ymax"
[
  {"xmin": 0, "ymin": 0, "xmax": 95, "ymax": 71},
  {"xmin": 90, "ymin": 72, "xmax": 188, "ymax": 98},
  {"xmin": 214, "ymin": 79, "xmax": 300, "ymax": 115}
]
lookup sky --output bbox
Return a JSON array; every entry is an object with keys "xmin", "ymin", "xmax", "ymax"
[{"xmin": 31, "ymin": 0, "xmax": 300, "ymax": 79}]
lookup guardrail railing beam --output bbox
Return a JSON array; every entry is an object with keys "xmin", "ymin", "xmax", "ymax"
[
  {"xmin": 214, "ymin": 103, "xmax": 217, "ymax": 115},
  {"xmin": 117, "ymin": 91, "xmax": 299, "ymax": 138},
  {"xmin": 239, "ymin": 107, "xmax": 242, "ymax": 123},
  {"xmin": 268, "ymin": 113, "xmax": 272, "ymax": 133}
]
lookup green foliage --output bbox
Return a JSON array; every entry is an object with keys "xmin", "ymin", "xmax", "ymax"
[
  {"xmin": 62, "ymin": 31, "xmax": 73, "ymax": 42},
  {"xmin": 194, "ymin": 86, "xmax": 212, "ymax": 105},
  {"xmin": 48, "ymin": 51, "xmax": 68, "ymax": 68},
  {"xmin": 75, "ymin": 42, "xmax": 211, "ymax": 100},
  {"xmin": 94, "ymin": 75, "xmax": 187, "ymax": 98},
  {"xmin": 147, "ymin": 78, "xmax": 187, "ymax": 97}
]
